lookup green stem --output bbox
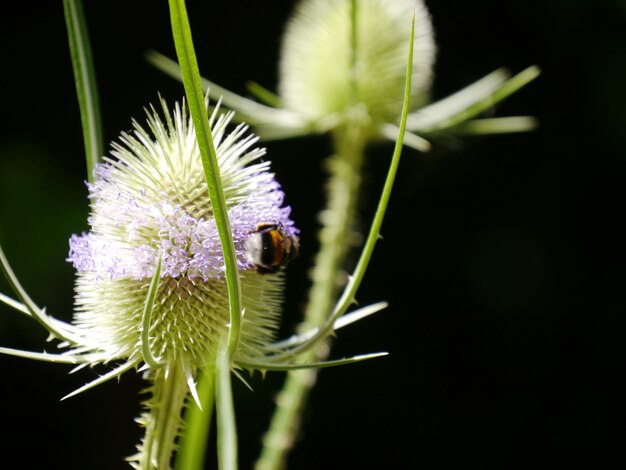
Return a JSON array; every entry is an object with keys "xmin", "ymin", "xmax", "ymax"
[
  {"xmin": 257, "ymin": 13, "xmax": 418, "ymax": 468},
  {"xmin": 216, "ymin": 340, "xmax": 237, "ymax": 470},
  {"xmin": 136, "ymin": 361, "xmax": 190, "ymax": 470},
  {"xmin": 349, "ymin": 0, "xmax": 358, "ymax": 103},
  {"xmin": 174, "ymin": 366, "xmax": 215, "ymax": 470},
  {"xmin": 256, "ymin": 124, "xmax": 367, "ymax": 470},
  {"xmin": 309, "ymin": 125, "xmax": 367, "ymax": 327}
]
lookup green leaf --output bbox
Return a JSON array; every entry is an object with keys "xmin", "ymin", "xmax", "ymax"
[
  {"xmin": 168, "ymin": 0, "xmax": 241, "ymax": 364},
  {"xmin": 63, "ymin": 0, "xmax": 103, "ymax": 184},
  {"xmin": 0, "ymin": 292, "xmax": 29, "ymax": 316},
  {"xmin": 167, "ymin": 1, "xmax": 243, "ymax": 468},
  {"xmin": 406, "ymin": 68, "xmax": 510, "ymax": 131},
  {"xmin": 61, "ymin": 360, "xmax": 137, "ymax": 401},
  {"xmin": 140, "ymin": 256, "xmax": 163, "ymax": 370},
  {"xmin": 0, "ymin": 242, "xmax": 78, "ymax": 344},
  {"xmin": 237, "ymin": 352, "xmax": 388, "ymax": 372},
  {"xmin": 407, "ymin": 66, "xmax": 541, "ymax": 133},
  {"xmin": 260, "ymin": 301, "xmax": 388, "ymax": 353},
  {"xmin": 0, "ymin": 346, "xmax": 84, "ymax": 364},
  {"xmin": 245, "ymin": 81, "xmax": 282, "ymax": 107},
  {"xmin": 453, "ymin": 116, "xmax": 538, "ymax": 134}
]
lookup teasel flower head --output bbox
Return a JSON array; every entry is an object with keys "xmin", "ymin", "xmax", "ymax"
[
  {"xmin": 279, "ymin": 0, "xmax": 435, "ymax": 127},
  {"xmin": 65, "ymin": 98, "xmax": 299, "ymax": 375}
]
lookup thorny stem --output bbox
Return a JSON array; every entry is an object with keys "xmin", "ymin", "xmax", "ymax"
[
  {"xmin": 135, "ymin": 361, "xmax": 189, "ymax": 470},
  {"xmin": 256, "ymin": 123, "xmax": 367, "ymax": 470}
]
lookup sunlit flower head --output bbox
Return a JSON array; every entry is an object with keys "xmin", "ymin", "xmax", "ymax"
[{"xmin": 67, "ymin": 99, "xmax": 298, "ymax": 370}]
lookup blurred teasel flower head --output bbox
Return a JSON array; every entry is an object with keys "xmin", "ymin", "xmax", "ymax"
[
  {"xmin": 279, "ymin": 0, "xmax": 435, "ymax": 127},
  {"xmin": 148, "ymin": 0, "xmax": 538, "ymax": 149}
]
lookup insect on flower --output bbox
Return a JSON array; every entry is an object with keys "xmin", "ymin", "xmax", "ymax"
[
  {"xmin": 244, "ymin": 222, "xmax": 300, "ymax": 274},
  {"xmin": 0, "ymin": 96, "xmax": 306, "ymax": 467}
]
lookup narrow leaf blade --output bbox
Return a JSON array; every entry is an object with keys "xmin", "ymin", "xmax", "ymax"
[
  {"xmin": 63, "ymin": 0, "xmax": 103, "ymax": 183},
  {"xmin": 237, "ymin": 352, "xmax": 388, "ymax": 372}
]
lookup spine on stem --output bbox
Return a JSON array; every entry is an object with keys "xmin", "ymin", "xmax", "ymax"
[{"xmin": 130, "ymin": 362, "xmax": 190, "ymax": 470}]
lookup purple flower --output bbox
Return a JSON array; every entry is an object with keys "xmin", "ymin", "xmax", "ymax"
[{"xmin": 64, "ymin": 99, "xmax": 298, "ymax": 370}]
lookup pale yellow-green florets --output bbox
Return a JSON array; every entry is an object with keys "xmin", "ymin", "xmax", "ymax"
[
  {"xmin": 279, "ymin": 0, "xmax": 435, "ymax": 127},
  {"xmin": 68, "ymin": 100, "xmax": 299, "ymax": 371}
]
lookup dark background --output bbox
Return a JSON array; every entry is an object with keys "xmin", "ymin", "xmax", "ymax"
[{"xmin": 0, "ymin": 0, "xmax": 623, "ymax": 468}]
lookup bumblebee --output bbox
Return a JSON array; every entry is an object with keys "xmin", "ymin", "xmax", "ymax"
[{"xmin": 244, "ymin": 223, "xmax": 299, "ymax": 274}]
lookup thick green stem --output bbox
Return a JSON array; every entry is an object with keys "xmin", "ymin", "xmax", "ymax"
[
  {"xmin": 256, "ymin": 124, "xmax": 367, "ymax": 470},
  {"xmin": 216, "ymin": 342, "xmax": 237, "ymax": 470},
  {"xmin": 135, "ymin": 361, "xmax": 190, "ymax": 470},
  {"xmin": 174, "ymin": 366, "xmax": 215, "ymax": 470}
]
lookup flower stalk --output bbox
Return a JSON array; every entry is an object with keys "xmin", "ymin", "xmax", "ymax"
[
  {"xmin": 216, "ymin": 338, "xmax": 237, "ymax": 470},
  {"xmin": 174, "ymin": 366, "xmax": 215, "ymax": 470},
  {"xmin": 133, "ymin": 362, "xmax": 190, "ymax": 469},
  {"xmin": 258, "ymin": 6, "xmax": 419, "ymax": 468},
  {"xmin": 257, "ymin": 124, "xmax": 367, "ymax": 469}
]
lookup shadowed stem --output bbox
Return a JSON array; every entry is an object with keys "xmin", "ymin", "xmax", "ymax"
[
  {"xmin": 256, "ymin": 123, "xmax": 367, "ymax": 470},
  {"xmin": 258, "ymin": 11, "xmax": 418, "ymax": 467},
  {"xmin": 136, "ymin": 361, "xmax": 189, "ymax": 469}
]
